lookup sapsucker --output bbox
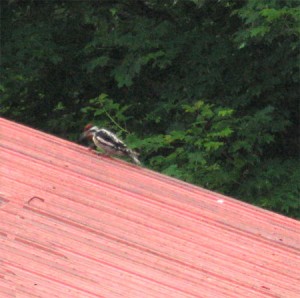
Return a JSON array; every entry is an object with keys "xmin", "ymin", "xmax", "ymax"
[{"xmin": 80, "ymin": 124, "xmax": 141, "ymax": 165}]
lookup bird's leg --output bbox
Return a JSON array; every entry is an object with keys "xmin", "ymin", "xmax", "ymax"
[
  {"xmin": 100, "ymin": 151, "xmax": 110, "ymax": 157},
  {"xmin": 88, "ymin": 142, "xmax": 96, "ymax": 150},
  {"xmin": 88, "ymin": 144, "xmax": 100, "ymax": 155},
  {"xmin": 91, "ymin": 150, "xmax": 100, "ymax": 155}
]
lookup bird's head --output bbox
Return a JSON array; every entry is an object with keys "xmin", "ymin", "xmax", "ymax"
[{"xmin": 79, "ymin": 123, "xmax": 99, "ymax": 141}]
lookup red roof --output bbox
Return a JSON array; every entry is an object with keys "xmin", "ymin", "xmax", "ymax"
[{"xmin": 0, "ymin": 117, "xmax": 299, "ymax": 298}]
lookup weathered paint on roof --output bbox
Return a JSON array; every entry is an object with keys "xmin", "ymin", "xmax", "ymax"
[{"xmin": 0, "ymin": 117, "xmax": 299, "ymax": 298}]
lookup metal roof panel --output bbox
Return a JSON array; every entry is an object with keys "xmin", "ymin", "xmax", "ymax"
[{"xmin": 0, "ymin": 117, "xmax": 299, "ymax": 297}]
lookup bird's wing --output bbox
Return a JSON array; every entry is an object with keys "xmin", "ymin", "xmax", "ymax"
[{"xmin": 95, "ymin": 129, "xmax": 127, "ymax": 149}]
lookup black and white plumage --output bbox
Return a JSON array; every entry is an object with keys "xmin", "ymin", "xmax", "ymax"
[{"xmin": 80, "ymin": 124, "xmax": 141, "ymax": 165}]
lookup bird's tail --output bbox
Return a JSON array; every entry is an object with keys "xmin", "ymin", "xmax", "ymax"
[{"xmin": 127, "ymin": 149, "xmax": 141, "ymax": 165}]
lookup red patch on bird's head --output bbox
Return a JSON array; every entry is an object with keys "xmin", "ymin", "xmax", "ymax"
[{"xmin": 84, "ymin": 123, "xmax": 93, "ymax": 131}]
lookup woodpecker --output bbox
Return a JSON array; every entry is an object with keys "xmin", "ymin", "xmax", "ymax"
[{"xmin": 80, "ymin": 124, "xmax": 141, "ymax": 165}]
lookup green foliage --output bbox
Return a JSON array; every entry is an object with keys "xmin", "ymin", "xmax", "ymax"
[
  {"xmin": 1, "ymin": 0, "xmax": 299, "ymax": 218},
  {"xmin": 80, "ymin": 93, "xmax": 132, "ymax": 140},
  {"xmin": 238, "ymin": 159, "xmax": 300, "ymax": 218},
  {"xmin": 130, "ymin": 101, "xmax": 235, "ymax": 185}
]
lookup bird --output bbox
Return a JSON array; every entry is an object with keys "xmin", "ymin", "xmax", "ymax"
[{"xmin": 80, "ymin": 124, "xmax": 141, "ymax": 165}]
